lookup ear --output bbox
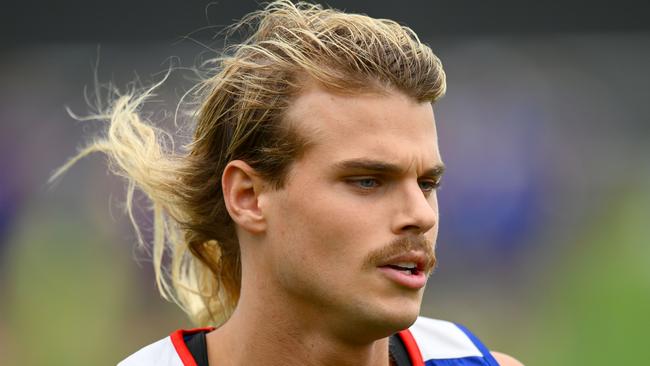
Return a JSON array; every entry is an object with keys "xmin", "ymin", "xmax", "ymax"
[{"xmin": 222, "ymin": 160, "xmax": 267, "ymax": 234}]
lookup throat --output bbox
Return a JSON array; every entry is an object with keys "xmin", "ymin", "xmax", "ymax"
[{"xmin": 206, "ymin": 315, "xmax": 395, "ymax": 366}]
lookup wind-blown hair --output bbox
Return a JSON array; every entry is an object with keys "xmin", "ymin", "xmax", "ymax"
[{"xmin": 51, "ymin": 0, "xmax": 446, "ymax": 326}]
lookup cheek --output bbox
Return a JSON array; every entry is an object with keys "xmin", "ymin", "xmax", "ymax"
[
  {"xmin": 289, "ymin": 205, "xmax": 358, "ymax": 260},
  {"xmin": 270, "ymin": 169, "xmax": 389, "ymax": 272},
  {"xmin": 279, "ymin": 192, "xmax": 375, "ymax": 274},
  {"xmin": 270, "ymin": 207, "xmax": 364, "ymax": 303}
]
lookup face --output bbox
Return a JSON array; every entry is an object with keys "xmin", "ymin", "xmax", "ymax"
[{"xmin": 258, "ymin": 85, "xmax": 444, "ymax": 341}]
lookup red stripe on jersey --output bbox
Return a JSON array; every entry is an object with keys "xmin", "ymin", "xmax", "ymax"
[
  {"xmin": 397, "ymin": 329, "xmax": 425, "ymax": 366},
  {"xmin": 169, "ymin": 328, "xmax": 216, "ymax": 366}
]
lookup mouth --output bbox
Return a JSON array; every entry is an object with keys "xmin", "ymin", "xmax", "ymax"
[
  {"xmin": 381, "ymin": 262, "xmax": 421, "ymax": 276},
  {"xmin": 377, "ymin": 253, "xmax": 429, "ymax": 290}
]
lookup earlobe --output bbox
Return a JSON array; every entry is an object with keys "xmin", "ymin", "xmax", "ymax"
[{"xmin": 222, "ymin": 160, "xmax": 267, "ymax": 234}]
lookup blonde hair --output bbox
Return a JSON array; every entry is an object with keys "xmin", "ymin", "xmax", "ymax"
[{"xmin": 51, "ymin": 0, "xmax": 446, "ymax": 326}]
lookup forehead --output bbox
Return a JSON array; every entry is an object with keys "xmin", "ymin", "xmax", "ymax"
[{"xmin": 284, "ymin": 85, "xmax": 442, "ymax": 172}]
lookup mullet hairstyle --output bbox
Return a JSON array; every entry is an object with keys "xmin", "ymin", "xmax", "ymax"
[{"xmin": 51, "ymin": 0, "xmax": 446, "ymax": 326}]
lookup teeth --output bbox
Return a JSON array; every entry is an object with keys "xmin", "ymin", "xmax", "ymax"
[{"xmin": 394, "ymin": 262, "xmax": 417, "ymax": 269}]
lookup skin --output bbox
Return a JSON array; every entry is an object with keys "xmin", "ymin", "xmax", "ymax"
[
  {"xmin": 208, "ymin": 84, "xmax": 522, "ymax": 366},
  {"xmin": 493, "ymin": 351, "xmax": 525, "ymax": 366}
]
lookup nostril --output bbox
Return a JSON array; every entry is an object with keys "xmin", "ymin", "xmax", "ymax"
[{"xmin": 400, "ymin": 224, "xmax": 423, "ymax": 233}]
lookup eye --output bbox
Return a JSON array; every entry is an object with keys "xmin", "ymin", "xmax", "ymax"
[
  {"xmin": 348, "ymin": 177, "xmax": 381, "ymax": 190},
  {"xmin": 418, "ymin": 179, "xmax": 441, "ymax": 194}
]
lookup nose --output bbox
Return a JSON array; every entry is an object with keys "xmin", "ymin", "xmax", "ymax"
[{"xmin": 391, "ymin": 181, "xmax": 438, "ymax": 235}]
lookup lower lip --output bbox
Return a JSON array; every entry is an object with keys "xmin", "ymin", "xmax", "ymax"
[{"xmin": 377, "ymin": 267, "xmax": 427, "ymax": 289}]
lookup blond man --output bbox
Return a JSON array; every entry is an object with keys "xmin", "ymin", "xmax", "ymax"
[{"xmin": 54, "ymin": 1, "xmax": 523, "ymax": 365}]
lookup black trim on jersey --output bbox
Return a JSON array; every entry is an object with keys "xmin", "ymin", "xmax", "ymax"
[
  {"xmin": 185, "ymin": 331, "xmax": 209, "ymax": 366},
  {"xmin": 390, "ymin": 333, "xmax": 412, "ymax": 366},
  {"xmin": 185, "ymin": 331, "xmax": 412, "ymax": 366}
]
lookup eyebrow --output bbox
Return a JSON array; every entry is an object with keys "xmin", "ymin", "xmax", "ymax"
[{"xmin": 333, "ymin": 158, "xmax": 446, "ymax": 178}]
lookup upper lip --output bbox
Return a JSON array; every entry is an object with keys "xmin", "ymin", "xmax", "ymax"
[{"xmin": 377, "ymin": 251, "xmax": 428, "ymax": 272}]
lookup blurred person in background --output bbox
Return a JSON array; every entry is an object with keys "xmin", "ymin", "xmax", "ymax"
[{"xmin": 52, "ymin": 1, "xmax": 522, "ymax": 365}]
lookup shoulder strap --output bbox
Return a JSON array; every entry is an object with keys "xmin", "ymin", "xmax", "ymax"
[{"xmin": 405, "ymin": 317, "xmax": 499, "ymax": 365}]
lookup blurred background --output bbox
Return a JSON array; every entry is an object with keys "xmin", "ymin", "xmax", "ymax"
[{"xmin": 1, "ymin": 0, "xmax": 649, "ymax": 364}]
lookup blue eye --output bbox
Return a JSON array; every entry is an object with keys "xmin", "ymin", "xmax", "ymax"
[
  {"xmin": 356, "ymin": 178, "xmax": 379, "ymax": 189},
  {"xmin": 347, "ymin": 177, "xmax": 381, "ymax": 190}
]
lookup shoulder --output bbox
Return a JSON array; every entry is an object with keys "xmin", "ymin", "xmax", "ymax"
[
  {"xmin": 404, "ymin": 316, "xmax": 524, "ymax": 365},
  {"xmin": 117, "ymin": 335, "xmax": 183, "ymax": 366},
  {"xmin": 491, "ymin": 351, "xmax": 525, "ymax": 366}
]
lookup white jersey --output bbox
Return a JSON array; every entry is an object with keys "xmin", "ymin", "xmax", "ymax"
[{"xmin": 118, "ymin": 317, "xmax": 499, "ymax": 365}]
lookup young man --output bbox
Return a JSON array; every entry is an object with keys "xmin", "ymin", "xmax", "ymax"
[{"xmin": 54, "ymin": 1, "xmax": 522, "ymax": 365}]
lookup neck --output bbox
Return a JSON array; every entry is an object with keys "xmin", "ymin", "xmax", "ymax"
[{"xmin": 205, "ymin": 291, "xmax": 392, "ymax": 366}]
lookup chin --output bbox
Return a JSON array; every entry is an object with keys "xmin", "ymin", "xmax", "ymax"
[
  {"xmin": 353, "ymin": 296, "xmax": 422, "ymax": 340},
  {"xmin": 383, "ymin": 300, "xmax": 421, "ymax": 330}
]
